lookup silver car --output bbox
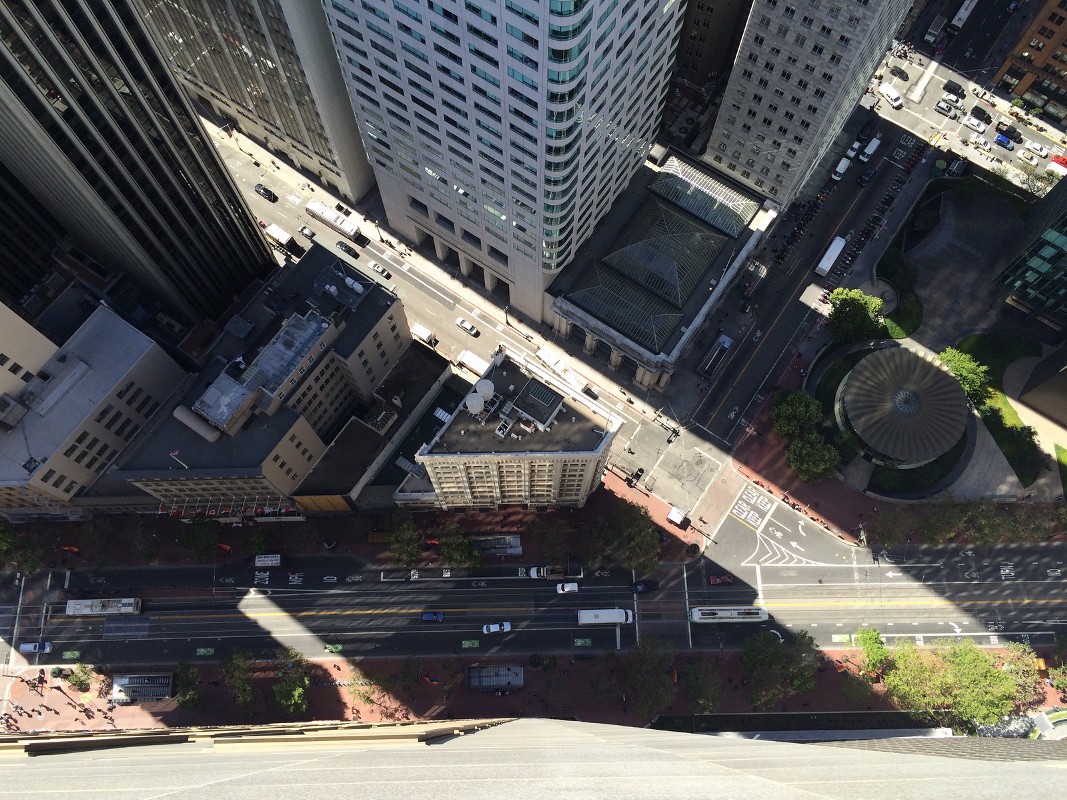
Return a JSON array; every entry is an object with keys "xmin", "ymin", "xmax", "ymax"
[{"xmin": 482, "ymin": 621, "xmax": 512, "ymax": 634}]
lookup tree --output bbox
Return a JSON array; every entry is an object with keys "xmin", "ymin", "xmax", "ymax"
[
  {"xmin": 938, "ymin": 347, "xmax": 990, "ymax": 405},
  {"xmin": 1050, "ymin": 665, "xmax": 1067, "ymax": 694},
  {"xmin": 999, "ymin": 641, "xmax": 1043, "ymax": 708},
  {"xmin": 940, "ymin": 639, "xmax": 1017, "ymax": 726},
  {"xmin": 387, "ymin": 512, "xmax": 421, "ymax": 567},
  {"xmin": 680, "ymin": 657, "xmax": 721, "ymax": 713},
  {"xmin": 827, "ymin": 288, "xmax": 883, "ymax": 342},
  {"xmin": 741, "ymin": 630, "xmax": 817, "ymax": 710},
  {"xmin": 855, "ymin": 627, "xmax": 890, "ymax": 677},
  {"xmin": 437, "ymin": 520, "xmax": 482, "ymax": 568},
  {"xmin": 620, "ymin": 635, "xmax": 675, "ymax": 717},
  {"xmin": 222, "ymin": 646, "xmax": 255, "ymax": 707},
  {"xmin": 771, "ymin": 390, "xmax": 822, "ymax": 439},
  {"xmin": 588, "ymin": 499, "xmax": 660, "ymax": 573},
  {"xmin": 1018, "ymin": 161, "xmax": 1058, "ymax": 196},
  {"xmin": 883, "ymin": 641, "xmax": 952, "ymax": 719},
  {"xmin": 273, "ymin": 646, "xmax": 310, "ymax": 715},
  {"xmin": 175, "ymin": 662, "xmax": 200, "ymax": 708},
  {"xmin": 525, "ymin": 515, "xmax": 571, "ymax": 564},
  {"xmin": 178, "ymin": 522, "xmax": 217, "ymax": 562},
  {"xmin": 66, "ymin": 663, "xmax": 95, "ymax": 693},
  {"xmin": 785, "ymin": 433, "xmax": 839, "ymax": 482}
]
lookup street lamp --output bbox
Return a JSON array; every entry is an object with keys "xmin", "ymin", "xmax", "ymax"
[
  {"xmin": 375, "ymin": 222, "xmax": 385, "ymax": 243},
  {"xmin": 504, "ymin": 305, "xmax": 510, "ymax": 326}
]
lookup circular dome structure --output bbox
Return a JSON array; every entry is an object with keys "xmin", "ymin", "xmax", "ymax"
[
  {"xmin": 475, "ymin": 379, "xmax": 495, "ymax": 400},
  {"xmin": 838, "ymin": 346, "xmax": 968, "ymax": 467},
  {"xmin": 464, "ymin": 393, "xmax": 485, "ymax": 414}
]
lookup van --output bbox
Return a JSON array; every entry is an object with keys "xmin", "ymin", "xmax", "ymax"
[
  {"xmin": 859, "ymin": 138, "xmax": 880, "ymax": 162},
  {"xmin": 831, "ymin": 157, "xmax": 851, "ymax": 181},
  {"xmin": 577, "ymin": 608, "xmax": 634, "ymax": 626},
  {"xmin": 878, "ymin": 83, "xmax": 903, "ymax": 109},
  {"xmin": 411, "ymin": 322, "xmax": 437, "ymax": 346},
  {"xmin": 944, "ymin": 79, "xmax": 965, "ymax": 98},
  {"xmin": 846, "ymin": 140, "xmax": 861, "ymax": 158}
]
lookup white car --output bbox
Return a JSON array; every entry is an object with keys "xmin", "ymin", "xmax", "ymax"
[
  {"xmin": 962, "ymin": 116, "xmax": 987, "ymax": 134},
  {"xmin": 971, "ymin": 133, "xmax": 991, "ymax": 151},
  {"xmin": 18, "ymin": 641, "xmax": 52, "ymax": 654},
  {"xmin": 482, "ymin": 621, "xmax": 512, "ymax": 635},
  {"xmin": 298, "ymin": 225, "xmax": 315, "ymax": 238},
  {"xmin": 942, "ymin": 91, "xmax": 963, "ymax": 107},
  {"xmin": 368, "ymin": 261, "xmax": 391, "ymax": 279},
  {"xmin": 1019, "ymin": 150, "xmax": 1040, "ymax": 166},
  {"xmin": 456, "ymin": 317, "xmax": 479, "ymax": 336},
  {"xmin": 556, "ymin": 582, "xmax": 579, "ymax": 594},
  {"xmin": 1025, "ymin": 139, "xmax": 1049, "ymax": 158}
]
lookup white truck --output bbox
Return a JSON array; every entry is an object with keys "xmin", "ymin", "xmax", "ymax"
[
  {"xmin": 577, "ymin": 608, "xmax": 634, "ymax": 626},
  {"xmin": 815, "ymin": 236, "xmax": 847, "ymax": 276},
  {"xmin": 411, "ymin": 323, "xmax": 438, "ymax": 346}
]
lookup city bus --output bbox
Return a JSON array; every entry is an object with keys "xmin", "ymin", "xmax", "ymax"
[
  {"xmin": 947, "ymin": 0, "xmax": 978, "ymax": 36},
  {"xmin": 305, "ymin": 199, "xmax": 361, "ymax": 240},
  {"xmin": 690, "ymin": 606, "xmax": 769, "ymax": 623},
  {"xmin": 924, "ymin": 14, "xmax": 947, "ymax": 44}
]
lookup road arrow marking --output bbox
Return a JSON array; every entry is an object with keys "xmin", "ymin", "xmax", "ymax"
[
  {"xmin": 790, "ymin": 541, "xmax": 805, "ymax": 551},
  {"xmin": 885, "ymin": 571, "xmax": 902, "ymax": 578},
  {"xmin": 950, "ymin": 622, "xmax": 962, "ymax": 633}
]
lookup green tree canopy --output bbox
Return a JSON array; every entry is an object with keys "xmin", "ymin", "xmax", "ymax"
[
  {"xmin": 588, "ymin": 499, "xmax": 660, "ymax": 573},
  {"xmin": 680, "ymin": 657, "xmax": 721, "ymax": 713},
  {"xmin": 222, "ymin": 646, "xmax": 255, "ymax": 707},
  {"xmin": 827, "ymin": 288, "xmax": 883, "ymax": 342},
  {"xmin": 387, "ymin": 512, "xmax": 422, "ymax": 567},
  {"xmin": 741, "ymin": 629, "xmax": 818, "ymax": 710},
  {"xmin": 621, "ymin": 635, "xmax": 676, "ymax": 717},
  {"xmin": 273, "ymin": 646, "xmax": 310, "ymax": 715},
  {"xmin": 938, "ymin": 347, "xmax": 990, "ymax": 405},
  {"xmin": 175, "ymin": 662, "xmax": 201, "ymax": 708},
  {"xmin": 771, "ymin": 390, "xmax": 823, "ymax": 440},
  {"xmin": 855, "ymin": 627, "xmax": 890, "ymax": 676},
  {"xmin": 437, "ymin": 520, "xmax": 482, "ymax": 568},
  {"xmin": 786, "ymin": 433, "xmax": 839, "ymax": 482},
  {"xmin": 999, "ymin": 642, "xmax": 1043, "ymax": 707}
]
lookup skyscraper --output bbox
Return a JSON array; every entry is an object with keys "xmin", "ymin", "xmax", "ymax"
[
  {"xmin": 139, "ymin": 0, "xmax": 375, "ymax": 202},
  {"xmin": 703, "ymin": 0, "xmax": 910, "ymax": 205},
  {"xmin": 996, "ymin": 175, "xmax": 1067, "ymax": 330},
  {"xmin": 323, "ymin": 0, "xmax": 686, "ymax": 322},
  {"xmin": 0, "ymin": 0, "xmax": 274, "ymax": 324}
]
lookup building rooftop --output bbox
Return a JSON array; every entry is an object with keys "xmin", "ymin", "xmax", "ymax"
[
  {"xmin": 0, "ymin": 306, "xmax": 155, "ymax": 485},
  {"xmin": 549, "ymin": 151, "xmax": 761, "ymax": 356},
  {"xmin": 424, "ymin": 352, "xmax": 615, "ymax": 457}
]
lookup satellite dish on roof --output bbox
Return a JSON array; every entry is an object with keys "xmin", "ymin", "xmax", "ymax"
[
  {"xmin": 465, "ymin": 393, "xmax": 485, "ymax": 414},
  {"xmin": 475, "ymin": 379, "xmax": 494, "ymax": 400}
]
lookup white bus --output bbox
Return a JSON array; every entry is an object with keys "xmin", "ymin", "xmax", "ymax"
[
  {"xmin": 815, "ymin": 236, "xmax": 846, "ymax": 276},
  {"xmin": 690, "ymin": 606, "xmax": 768, "ymax": 623},
  {"xmin": 305, "ymin": 200, "xmax": 361, "ymax": 240},
  {"xmin": 65, "ymin": 598, "xmax": 142, "ymax": 615},
  {"xmin": 924, "ymin": 14, "xmax": 947, "ymax": 43},
  {"xmin": 947, "ymin": 0, "xmax": 978, "ymax": 36}
]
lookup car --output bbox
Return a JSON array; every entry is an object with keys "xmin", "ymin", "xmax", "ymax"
[
  {"xmin": 944, "ymin": 80, "xmax": 965, "ymax": 98},
  {"xmin": 971, "ymin": 133, "xmax": 991, "ymax": 151},
  {"xmin": 995, "ymin": 122, "xmax": 1024, "ymax": 143},
  {"xmin": 627, "ymin": 467, "xmax": 645, "ymax": 486},
  {"xmin": 889, "ymin": 65, "xmax": 910, "ymax": 81},
  {"xmin": 970, "ymin": 105, "xmax": 993, "ymax": 125},
  {"xmin": 556, "ymin": 582, "xmax": 579, "ymax": 594},
  {"xmin": 994, "ymin": 134, "xmax": 1015, "ymax": 151},
  {"xmin": 254, "ymin": 183, "xmax": 278, "ymax": 202},
  {"xmin": 1007, "ymin": 1, "xmax": 1018, "ymax": 13},
  {"xmin": 708, "ymin": 574, "xmax": 736, "ymax": 586},
  {"xmin": 942, "ymin": 91, "xmax": 963, "ymax": 107},
  {"xmin": 857, "ymin": 166, "xmax": 877, "ymax": 186},
  {"xmin": 335, "ymin": 240, "xmax": 358, "ymax": 257},
  {"xmin": 961, "ymin": 115, "xmax": 987, "ymax": 134},
  {"xmin": 18, "ymin": 641, "xmax": 52, "ymax": 654},
  {"xmin": 631, "ymin": 580, "xmax": 660, "ymax": 593},
  {"xmin": 482, "ymin": 621, "xmax": 512, "ymax": 635},
  {"xmin": 419, "ymin": 611, "xmax": 444, "ymax": 622},
  {"xmin": 455, "ymin": 317, "xmax": 479, "ymax": 336},
  {"xmin": 368, "ymin": 261, "xmax": 391, "ymax": 279},
  {"xmin": 933, "ymin": 100, "xmax": 958, "ymax": 119},
  {"xmin": 1019, "ymin": 150, "xmax": 1040, "ymax": 166},
  {"xmin": 298, "ymin": 225, "xmax": 315, "ymax": 238},
  {"xmin": 1025, "ymin": 139, "xmax": 1049, "ymax": 158},
  {"xmin": 857, "ymin": 118, "xmax": 878, "ymax": 142}
]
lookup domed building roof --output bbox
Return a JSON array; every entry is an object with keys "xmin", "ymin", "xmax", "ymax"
[{"xmin": 839, "ymin": 346, "xmax": 968, "ymax": 466}]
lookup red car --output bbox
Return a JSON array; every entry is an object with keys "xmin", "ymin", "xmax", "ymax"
[{"xmin": 708, "ymin": 574, "xmax": 735, "ymax": 586}]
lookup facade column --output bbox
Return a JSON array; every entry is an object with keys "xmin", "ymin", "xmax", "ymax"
[
  {"xmin": 458, "ymin": 252, "xmax": 474, "ymax": 277},
  {"xmin": 633, "ymin": 364, "xmax": 655, "ymax": 390},
  {"xmin": 656, "ymin": 370, "xmax": 672, "ymax": 391},
  {"xmin": 607, "ymin": 347, "xmax": 623, "ymax": 371},
  {"xmin": 555, "ymin": 316, "xmax": 573, "ymax": 339},
  {"xmin": 483, "ymin": 270, "xmax": 497, "ymax": 292},
  {"xmin": 434, "ymin": 237, "xmax": 450, "ymax": 261},
  {"xmin": 583, "ymin": 330, "xmax": 598, "ymax": 355}
]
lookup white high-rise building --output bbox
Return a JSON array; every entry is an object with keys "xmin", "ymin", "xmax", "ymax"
[
  {"xmin": 323, "ymin": 0, "xmax": 686, "ymax": 322},
  {"xmin": 704, "ymin": 0, "xmax": 910, "ymax": 205}
]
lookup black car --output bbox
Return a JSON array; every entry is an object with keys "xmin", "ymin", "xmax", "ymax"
[
  {"xmin": 889, "ymin": 65, "xmax": 909, "ymax": 81},
  {"xmin": 335, "ymin": 240, "xmax": 358, "ymax": 257},
  {"xmin": 995, "ymin": 121, "xmax": 1024, "ymax": 143},
  {"xmin": 857, "ymin": 118, "xmax": 878, "ymax": 142},
  {"xmin": 254, "ymin": 183, "xmax": 278, "ymax": 202},
  {"xmin": 857, "ymin": 166, "xmax": 877, "ymax": 186},
  {"xmin": 631, "ymin": 580, "xmax": 659, "ymax": 593},
  {"xmin": 970, "ymin": 105, "xmax": 993, "ymax": 125},
  {"xmin": 943, "ymin": 79, "xmax": 965, "ymax": 98},
  {"xmin": 626, "ymin": 467, "xmax": 645, "ymax": 487}
]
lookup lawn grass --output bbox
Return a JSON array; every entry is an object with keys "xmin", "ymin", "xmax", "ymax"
[
  {"xmin": 955, "ymin": 333, "xmax": 1045, "ymax": 487},
  {"xmin": 1057, "ymin": 444, "xmax": 1067, "ymax": 495},
  {"xmin": 883, "ymin": 290, "xmax": 922, "ymax": 339},
  {"xmin": 813, "ymin": 350, "xmax": 868, "ymax": 415}
]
